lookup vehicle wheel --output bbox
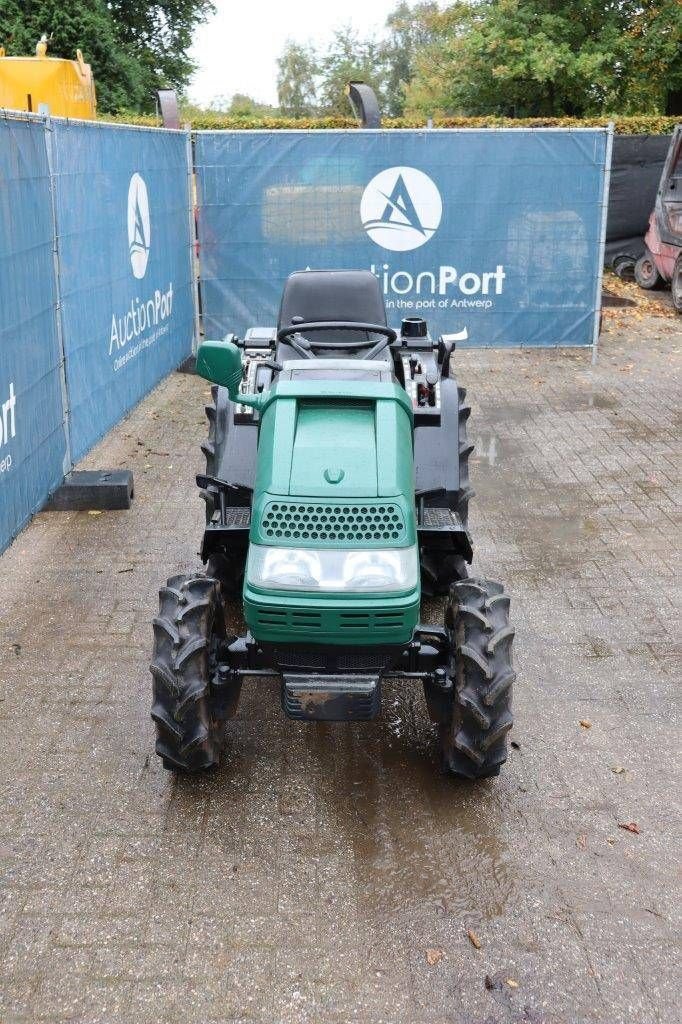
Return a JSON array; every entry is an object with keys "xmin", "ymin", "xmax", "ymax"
[
  {"xmin": 435, "ymin": 578, "xmax": 515, "ymax": 779},
  {"xmin": 612, "ymin": 254, "xmax": 636, "ymax": 281},
  {"xmin": 672, "ymin": 254, "xmax": 682, "ymax": 313},
  {"xmin": 634, "ymin": 250, "xmax": 663, "ymax": 290},
  {"xmin": 456, "ymin": 385, "xmax": 475, "ymax": 530},
  {"xmin": 420, "ymin": 386, "xmax": 474, "ymax": 597},
  {"xmin": 150, "ymin": 572, "xmax": 227, "ymax": 771},
  {"xmin": 200, "ymin": 385, "xmax": 218, "ymax": 523}
]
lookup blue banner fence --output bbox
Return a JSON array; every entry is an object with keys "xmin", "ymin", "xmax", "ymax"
[
  {"xmin": 195, "ymin": 128, "xmax": 612, "ymax": 350},
  {"xmin": 0, "ymin": 112, "xmax": 195, "ymax": 553},
  {"xmin": 0, "ymin": 112, "xmax": 68, "ymax": 553},
  {"xmin": 50, "ymin": 119, "xmax": 196, "ymax": 461},
  {"xmin": 1, "ymin": 120, "xmax": 612, "ymax": 554}
]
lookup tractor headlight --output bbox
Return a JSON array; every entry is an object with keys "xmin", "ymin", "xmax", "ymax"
[{"xmin": 247, "ymin": 544, "xmax": 418, "ymax": 593}]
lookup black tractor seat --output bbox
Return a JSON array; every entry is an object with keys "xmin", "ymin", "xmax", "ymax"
[{"xmin": 277, "ymin": 269, "xmax": 388, "ymax": 351}]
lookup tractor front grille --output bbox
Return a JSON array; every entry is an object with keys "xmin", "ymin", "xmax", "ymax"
[
  {"xmin": 274, "ymin": 646, "xmax": 388, "ymax": 670},
  {"xmin": 260, "ymin": 501, "xmax": 406, "ymax": 544},
  {"xmin": 251, "ymin": 605, "xmax": 411, "ymax": 637}
]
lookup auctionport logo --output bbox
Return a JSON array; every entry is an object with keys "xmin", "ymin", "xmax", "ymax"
[
  {"xmin": 128, "ymin": 172, "xmax": 151, "ymax": 279},
  {"xmin": 360, "ymin": 167, "xmax": 442, "ymax": 251},
  {"xmin": 0, "ymin": 380, "xmax": 17, "ymax": 475},
  {"xmin": 109, "ymin": 172, "xmax": 172, "ymax": 369}
]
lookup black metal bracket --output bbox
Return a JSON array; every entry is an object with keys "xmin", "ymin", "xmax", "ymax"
[
  {"xmin": 215, "ymin": 625, "xmax": 449, "ymax": 683},
  {"xmin": 416, "ymin": 503, "xmax": 473, "ymax": 562}
]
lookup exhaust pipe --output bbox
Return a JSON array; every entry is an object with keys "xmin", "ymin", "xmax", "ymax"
[{"xmin": 346, "ymin": 81, "xmax": 381, "ymax": 129}]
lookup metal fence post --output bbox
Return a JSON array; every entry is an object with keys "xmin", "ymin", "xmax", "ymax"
[
  {"xmin": 592, "ymin": 121, "xmax": 614, "ymax": 364},
  {"xmin": 186, "ymin": 129, "xmax": 202, "ymax": 354},
  {"xmin": 44, "ymin": 114, "xmax": 73, "ymax": 477}
]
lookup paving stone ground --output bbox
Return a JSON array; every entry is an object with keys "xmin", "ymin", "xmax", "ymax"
[{"xmin": 0, "ymin": 311, "xmax": 680, "ymax": 1024}]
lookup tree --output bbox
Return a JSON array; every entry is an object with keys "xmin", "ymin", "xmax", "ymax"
[
  {"xmin": 625, "ymin": 2, "xmax": 682, "ymax": 113},
  {"xmin": 107, "ymin": 1, "xmax": 214, "ymax": 107},
  {"xmin": 317, "ymin": 26, "xmax": 386, "ymax": 117},
  {"xmin": 272, "ymin": 4, "xmax": 443, "ymax": 121},
  {"xmin": 277, "ymin": 41, "xmax": 317, "ymax": 117},
  {"xmin": 223, "ymin": 93, "xmax": 278, "ymax": 117},
  {"xmin": 0, "ymin": 0, "xmax": 214, "ymax": 113},
  {"xmin": 404, "ymin": 0, "xmax": 682, "ymax": 117},
  {"xmin": 381, "ymin": 2, "xmax": 439, "ymax": 116}
]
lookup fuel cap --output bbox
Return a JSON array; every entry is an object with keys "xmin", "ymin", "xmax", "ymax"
[{"xmin": 401, "ymin": 317, "xmax": 427, "ymax": 338}]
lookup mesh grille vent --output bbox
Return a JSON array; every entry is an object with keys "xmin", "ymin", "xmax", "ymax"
[{"xmin": 261, "ymin": 502, "xmax": 405, "ymax": 543}]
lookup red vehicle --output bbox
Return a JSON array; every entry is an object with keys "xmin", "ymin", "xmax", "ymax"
[{"xmin": 635, "ymin": 125, "xmax": 682, "ymax": 311}]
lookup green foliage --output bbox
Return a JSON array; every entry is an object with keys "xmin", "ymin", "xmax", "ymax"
[
  {"xmin": 270, "ymin": 0, "xmax": 680, "ymax": 121},
  {"xmin": 317, "ymin": 27, "xmax": 387, "ymax": 117},
  {"xmin": 201, "ymin": 93, "xmax": 278, "ymax": 116},
  {"xmin": 0, "ymin": 0, "xmax": 215, "ymax": 113},
  {"xmin": 107, "ymin": 1, "xmax": 214, "ymax": 109},
  {"xmin": 404, "ymin": 0, "xmax": 682, "ymax": 117},
  {"xmin": 277, "ymin": 41, "xmax": 317, "ymax": 117},
  {"xmin": 382, "ymin": 2, "xmax": 439, "ymax": 116},
  {"xmin": 273, "ymin": 7, "xmax": 438, "ymax": 119},
  {"xmin": 109, "ymin": 110, "xmax": 679, "ymax": 135}
]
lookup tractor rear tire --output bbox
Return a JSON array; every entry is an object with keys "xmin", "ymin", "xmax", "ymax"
[
  {"xmin": 455, "ymin": 385, "xmax": 475, "ymax": 530},
  {"xmin": 634, "ymin": 250, "xmax": 663, "ymax": 290},
  {"xmin": 201, "ymin": 386, "xmax": 247, "ymax": 597},
  {"xmin": 436, "ymin": 578, "xmax": 515, "ymax": 779},
  {"xmin": 672, "ymin": 254, "xmax": 682, "ymax": 313},
  {"xmin": 200, "ymin": 385, "xmax": 219, "ymax": 523},
  {"xmin": 150, "ymin": 572, "xmax": 226, "ymax": 772},
  {"xmin": 420, "ymin": 386, "xmax": 474, "ymax": 597}
]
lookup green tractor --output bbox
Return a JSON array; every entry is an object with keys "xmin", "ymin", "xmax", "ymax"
[{"xmin": 150, "ymin": 271, "xmax": 514, "ymax": 779}]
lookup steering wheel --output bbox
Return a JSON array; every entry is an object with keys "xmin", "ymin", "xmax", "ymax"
[{"xmin": 277, "ymin": 320, "xmax": 397, "ymax": 352}]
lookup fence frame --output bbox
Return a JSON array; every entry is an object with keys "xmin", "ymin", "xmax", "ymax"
[
  {"xmin": 592, "ymin": 122, "xmax": 614, "ymax": 362},
  {"xmin": 44, "ymin": 114, "xmax": 74, "ymax": 477}
]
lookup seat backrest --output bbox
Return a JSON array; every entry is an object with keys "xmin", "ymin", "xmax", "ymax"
[{"xmin": 277, "ymin": 270, "xmax": 387, "ymax": 330}]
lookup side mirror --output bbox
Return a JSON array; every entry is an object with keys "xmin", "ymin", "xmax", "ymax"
[{"xmin": 195, "ymin": 339, "xmax": 266, "ymax": 410}]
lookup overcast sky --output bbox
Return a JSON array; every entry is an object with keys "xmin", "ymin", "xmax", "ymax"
[{"xmin": 188, "ymin": 0, "xmax": 399, "ymax": 108}]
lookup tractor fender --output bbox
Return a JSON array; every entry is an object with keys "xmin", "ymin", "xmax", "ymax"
[
  {"xmin": 414, "ymin": 376, "xmax": 462, "ymax": 501},
  {"xmin": 212, "ymin": 385, "xmax": 258, "ymax": 489}
]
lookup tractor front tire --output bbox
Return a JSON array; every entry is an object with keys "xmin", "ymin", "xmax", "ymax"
[
  {"xmin": 436, "ymin": 578, "xmax": 515, "ymax": 779},
  {"xmin": 150, "ymin": 573, "xmax": 226, "ymax": 772}
]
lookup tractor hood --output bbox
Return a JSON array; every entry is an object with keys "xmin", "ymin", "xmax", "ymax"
[{"xmin": 249, "ymin": 380, "xmax": 416, "ymax": 547}]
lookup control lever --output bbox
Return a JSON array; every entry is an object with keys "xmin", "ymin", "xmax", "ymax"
[{"xmin": 425, "ymin": 368, "xmax": 438, "ymax": 407}]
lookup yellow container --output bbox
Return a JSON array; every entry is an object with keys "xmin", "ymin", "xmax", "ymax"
[{"xmin": 0, "ymin": 44, "xmax": 96, "ymax": 119}]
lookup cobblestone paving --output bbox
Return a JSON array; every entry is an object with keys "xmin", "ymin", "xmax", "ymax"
[{"xmin": 0, "ymin": 316, "xmax": 680, "ymax": 1023}]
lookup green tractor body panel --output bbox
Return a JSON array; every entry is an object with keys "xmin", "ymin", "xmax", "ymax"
[{"xmin": 244, "ymin": 380, "xmax": 420, "ymax": 645}]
